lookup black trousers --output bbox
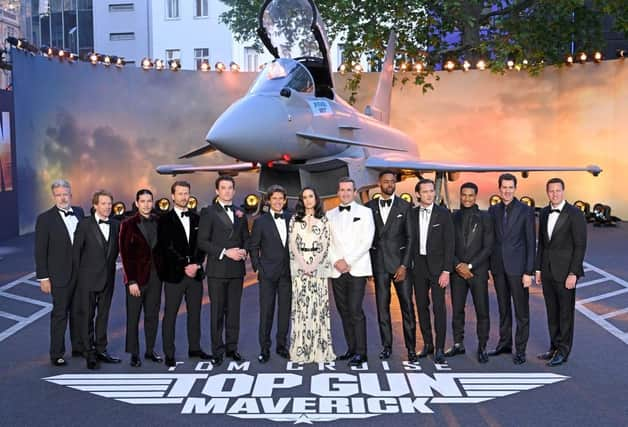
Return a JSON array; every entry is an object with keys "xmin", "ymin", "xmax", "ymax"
[
  {"xmin": 373, "ymin": 272, "xmax": 416, "ymax": 352},
  {"xmin": 258, "ymin": 274, "xmax": 292, "ymax": 352},
  {"xmin": 207, "ymin": 276, "xmax": 244, "ymax": 355},
  {"xmin": 413, "ymin": 255, "xmax": 447, "ymax": 350},
  {"xmin": 450, "ymin": 270, "xmax": 490, "ymax": 347},
  {"xmin": 125, "ymin": 268, "xmax": 162, "ymax": 356},
  {"xmin": 332, "ymin": 273, "xmax": 367, "ymax": 356},
  {"xmin": 162, "ymin": 276, "xmax": 203, "ymax": 358},
  {"xmin": 542, "ymin": 274, "xmax": 576, "ymax": 357},
  {"xmin": 79, "ymin": 282, "xmax": 114, "ymax": 354},
  {"xmin": 49, "ymin": 281, "xmax": 83, "ymax": 359},
  {"xmin": 493, "ymin": 270, "xmax": 529, "ymax": 353}
]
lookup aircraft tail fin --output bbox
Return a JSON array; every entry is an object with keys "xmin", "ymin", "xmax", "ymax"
[{"xmin": 364, "ymin": 32, "xmax": 396, "ymax": 124}]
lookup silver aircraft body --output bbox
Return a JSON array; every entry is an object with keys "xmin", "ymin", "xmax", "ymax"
[{"xmin": 156, "ymin": 0, "xmax": 601, "ymax": 199}]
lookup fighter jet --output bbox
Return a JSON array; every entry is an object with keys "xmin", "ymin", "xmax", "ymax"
[{"xmin": 156, "ymin": 0, "xmax": 601, "ymax": 202}]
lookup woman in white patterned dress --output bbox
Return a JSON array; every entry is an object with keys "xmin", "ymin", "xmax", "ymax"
[{"xmin": 288, "ymin": 187, "xmax": 336, "ymax": 363}]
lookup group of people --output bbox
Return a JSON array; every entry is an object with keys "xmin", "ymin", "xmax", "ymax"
[{"xmin": 35, "ymin": 171, "xmax": 586, "ymax": 371}]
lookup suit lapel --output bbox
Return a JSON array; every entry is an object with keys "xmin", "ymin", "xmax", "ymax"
[
  {"xmin": 265, "ymin": 213, "xmax": 282, "ymax": 246},
  {"xmin": 50, "ymin": 207, "xmax": 73, "ymax": 246},
  {"xmin": 216, "ymin": 205, "xmax": 234, "ymax": 231},
  {"xmin": 381, "ymin": 198, "xmax": 399, "ymax": 235},
  {"xmin": 465, "ymin": 213, "xmax": 481, "ymax": 248},
  {"xmin": 105, "ymin": 221, "xmax": 117, "ymax": 259},
  {"xmin": 171, "ymin": 210, "xmax": 189, "ymax": 248},
  {"xmin": 549, "ymin": 204, "xmax": 569, "ymax": 243},
  {"xmin": 89, "ymin": 216, "xmax": 106, "ymax": 251},
  {"xmin": 373, "ymin": 204, "xmax": 385, "ymax": 236}
]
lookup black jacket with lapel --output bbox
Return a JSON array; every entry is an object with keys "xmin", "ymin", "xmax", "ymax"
[
  {"xmin": 248, "ymin": 211, "xmax": 291, "ymax": 282},
  {"xmin": 156, "ymin": 209, "xmax": 204, "ymax": 283},
  {"xmin": 489, "ymin": 199, "xmax": 536, "ymax": 276},
  {"xmin": 414, "ymin": 204, "xmax": 454, "ymax": 276},
  {"xmin": 452, "ymin": 205, "xmax": 494, "ymax": 273}
]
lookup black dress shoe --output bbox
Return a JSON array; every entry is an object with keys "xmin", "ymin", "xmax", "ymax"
[
  {"xmin": 226, "ymin": 351, "xmax": 245, "ymax": 362},
  {"xmin": 418, "ymin": 345, "xmax": 434, "ymax": 358},
  {"xmin": 488, "ymin": 346, "xmax": 512, "ymax": 356},
  {"xmin": 444, "ymin": 343, "xmax": 466, "ymax": 357},
  {"xmin": 348, "ymin": 354, "xmax": 367, "ymax": 367},
  {"xmin": 165, "ymin": 357, "xmax": 176, "ymax": 367},
  {"xmin": 433, "ymin": 349, "xmax": 446, "ymax": 364},
  {"xmin": 379, "ymin": 347, "xmax": 392, "ymax": 360},
  {"xmin": 188, "ymin": 350, "xmax": 212, "ymax": 360},
  {"xmin": 513, "ymin": 352, "xmax": 526, "ymax": 365},
  {"xmin": 336, "ymin": 351, "xmax": 355, "ymax": 361},
  {"xmin": 71, "ymin": 350, "xmax": 84, "ymax": 358},
  {"xmin": 130, "ymin": 354, "xmax": 142, "ymax": 367},
  {"xmin": 144, "ymin": 351, "xmax": 163, "ymax": 363},
  {"xmin": 478, "ymin": 348, "xmax": 489, "ymax": 364},
  {"xmin": 97, "ymin": 351, "xmax": 122, "ymax": 363},
  {"xmin": 537, "ymin": 350, "xmax": 556, "ymax": 360},
  {"xmin": 276, "ymin": 347, "xmax": 290, "ymax": 359},
  {"xmin": 547, "ymin": 352, "xmax": 567, "ymax": 366},
  {"xmin": 258, "ymin": 351, "xmax": 270, "ymax": 363},
  {"xmin": 86, "ymin": 355, "xmax": 99, "ymax": 370},
  {"xmin": 210, "ymin": 355, "xmax": 223, "ymax": 366},
  {"xmin": 51, "ymin": 357, "xmax": 67, "ymax": 366},
  {"xmin": 407, "ymin": 351, "xmax": 418, "ymax": 363}
]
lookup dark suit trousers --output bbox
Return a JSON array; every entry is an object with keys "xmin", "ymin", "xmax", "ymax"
[
  {"xmin": 374, "ymin": 273, "xmax": 416, "ymax": 351},
  {"xmin": 542, "ymin": 274, "xmax": 576, "ymax": 357},
  {"xmin": 125, "ymin": 268, "xmax": 162, "ymax": 356},
  {"xmin": 493, "ymin": 270, "xmax": 529, "ymax": 353},
  {"xmin": 332, "ymin": 273, "xmax": 367, "ymax": 356},
  {"xmin": 162, "ymin": 276, "xmax": 203, "ymax": 358},
  {"xmin": 79, "ymin": 283, "xmax": 114, "ymax": 354},
  {"xmin": 450, "ymin": 271, "xmax": 490, "ymax": 347},
  {"xmin": 207, "ymin": 277, "xmax": 244, "ymax": 355},
  {"xmin": 258, "ymin": 275, "xmax": 292, "ymax": 352},
  {"xmin": 413, "ymin": 256, "xmax": 447, "ymax": 350},
  {"xmin": 49, "ymin": 281, "xmax": 83, "ymax": 358}
]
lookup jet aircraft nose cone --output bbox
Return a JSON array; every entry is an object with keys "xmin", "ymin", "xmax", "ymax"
[{"xmin": 206, "ymin": 95, "xmax": 288, "ymax": 162}]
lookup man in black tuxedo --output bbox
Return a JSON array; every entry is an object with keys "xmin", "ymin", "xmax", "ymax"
[
  {"xmin": 158, "ymin": 181, "xmax": 210, "ymax": 367},
  {"xmin": 73, "ymin": 190, "xmax": 121, "ymax": 369},
  {"xmin": 366, "ymin": 170, "xmax": 417, "ymax": 362},
  {"xmin": 249, "ymin": 185, "xmax": 291, "ymax": 363},
  {"xmin": 35, "ymin": 179, "xmax": 85, "ymax": 366},
  {"xmin": 446, "ymin": 182, "xmax": 494, "ymax": 363},
  {"xmin": 119, "ymin": 189, "xmax": 163, "ymax": 367},
  {"xmin": 488, "ymin": 173, "xmax": 535, "ymax": 365},
  {"xmin": 535, "ymin": 178, "xmax": 587, "ymax": 366},
  {"xmin": 413, "ymin": 179, "xmax": 454, "ymax": 364},
  {"xmin": 198, "ymin": 175, "xmax": 249, "ymax": 366}
]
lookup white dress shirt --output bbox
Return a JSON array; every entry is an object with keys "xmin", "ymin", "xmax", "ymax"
[
  {"xmin": 218, "ymin": 200, "xmax": 234, "ymax": 223},
  {"xmin": 379, "ymin": 195, "xmax": 395, "ymax": 224},
  {"xmin": 173, "ymin": 206, "xmax": 190, "ymax": 242},
  {"xmin": 272, "ymin": 210, "xmax": 287, "ymax": 246},
  {"xmin": 94, "ymin": 213, "xmax": 110, "ymax": 241},
  {"xmin": 418, "ymin": 203, "xmax": 434, "ymax": 256},
  {"xmin": 548, "ymin": 200, "xmax": 566, "ymax": 239},
  {"xmin": 57, "ymin": 207, "xmax": 78, "ymax": 244}
]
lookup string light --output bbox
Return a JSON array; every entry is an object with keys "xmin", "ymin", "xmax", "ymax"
[
  {"xmin": 141, "ymin": 57, "xmax": 153, "ymax": 70},
  {"xmin": 400, "ymin": 62, "xmax": 408, "ymax": 72},
  {"xmin": 200, "ymin": 60, "xmax": 210, "ymax": 72},
  {"xmin": 353, "ymin": 63, "xmax": 363, "ymax": 74},
  {"xmin": 445, "ymin": 60, "xmax": 455, "ymax": 71},
  {"xmin": 507, "ymin": 60, "xmax": 514, "ymax": 69},
  {"xmin": 578, "ymin": 52, "xmax": 587, "ymax": 63},
  {"xmin": 169, "ymin": 59, "xmax": 181, "ymax": 71},
  {"xmin": 115, "ymin": 57, "xmax": 124, "ymax": 67},
  {"xmin": 476, "ymin": 59, "xmax": 487, "ymax": 70},
  {"xmin": 103, "ymin": 55, "xmax": 111, "ymax": 66},
  {"xmin": 230, "ymin": 61, "xmax": 240, "ymax": 72},
  {"xmin": 594, "ymin": 51, "xmax": 603, "ymax": 63},
  {"xmin": 566, "ymin": 54, "xmax": 574, "ymax": 65},
  {"xmin": 338, "ymin": 63, "xmax": 347, "ymax": 74},
  {"xmin": 414, "ymin": 62, "xmax": 424, "ymax": 72},
  {"xmin": 215, "ymin": 61, "xmax": 226, "ymax": 72},
  {"xmin": 89, "ymin": 52, "xmax": 99, "ymax": 65},
  {"xmin": 154, "ymin": 59, "xmax": 165, "ymax": 70},
  {"xmin": 462, "ymin": 60, "xmax": 471, "ymax": 71}
]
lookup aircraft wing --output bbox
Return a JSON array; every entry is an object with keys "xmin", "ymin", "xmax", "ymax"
[
  {"xmin": 365, "ymin": 154, "xmax": 602, "ymax": 176},
  {"xmin": 296, "ymin": 132, "xmax": 406, "ymax": 152},
  {"xmin": 155, "ymin": 162, "xmax": 260, "ymax": 175},
  {"xmin": 177, "ymin": 143, "xmax": 217, "ymax": 159}
]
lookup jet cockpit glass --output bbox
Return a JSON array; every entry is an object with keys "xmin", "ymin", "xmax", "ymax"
[{"xmin": 249, "ymin": 58, "xmax": 315, "ymax": 94}]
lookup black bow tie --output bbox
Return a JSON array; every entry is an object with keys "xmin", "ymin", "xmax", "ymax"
[
  {"xmin": 223, "ymin": 205, "xmax": 233, "ymax": 211},
  {"xmin": 339, "ymin": 205, "xmax": 351, "ymax": 212},
  {"xmin": 550, "ymin": 209, "xmax": 561, "ymax": 214},
  {"xmin": 380, "ymin": 199, "xmax": 392, "ymax": 207},
  {"xmin": 59, "ymin": 209, "xmax": 75, "ymax": 217},
  {"xmin": 421, "ymin": 207, "xmax": 431, "ymax": 214},
  {"xmin": 180, "ymin": 211, "xmax": 191, "ymax": 217},
  {"xmin": 98, "ymin": 219, "xmax": 109, "ymax": 225},
  {"xmin": 274, "ymin": 212, "xmax": 283, "ymax": 219}
]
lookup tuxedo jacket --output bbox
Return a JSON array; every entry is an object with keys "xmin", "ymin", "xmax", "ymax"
[
  {"xmin": 489, "ymin": 199, "xmax": 536, "ymax": 276},
  {"xmin": 35, "ymin": 205, "xmax": 85, "ymax": 287},
  {"xmin": 198, "ymin": 204, "xmax": 250, "ymax": 279},
  {"xmin": 249, "ymin": 211, "xmax": 291, "ymax": 282},
  {"xmin": 366, "ymin": 197, "xmax": 415, "ymax": 274},
  {"xmin": 157, "ymin": 209, "xmax": 205, "ymax": 283},
  {"xmin": 72, "ymin": 216, "xmax": 120, "ymax": 292},
  {"xmin": 452, "ymin": 206, "xmax": 494, "ymax": 273},
  {"xmin": 327, "ymin": 201, "xmax": 375, "ymax": 278},
  {"xmin": 413, "ymin": 204, "xmax": 455, "ymax": 277},
  {"xmin": 535, "ymin": 202, "xmax": 587, "ymax": 282},
  {"xmin": 119, "ymin": 213, "xmax": 162, "ymax": 287}
]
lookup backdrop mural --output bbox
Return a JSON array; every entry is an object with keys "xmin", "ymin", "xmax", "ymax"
[{"xmin": 13, "ymin": 51, "xmax": 626, "ymax": 234}]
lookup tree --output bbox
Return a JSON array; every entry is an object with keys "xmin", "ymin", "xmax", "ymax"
[{"xmin": 220, "ymin": 0, "xmax": 628, "ymax": 93}]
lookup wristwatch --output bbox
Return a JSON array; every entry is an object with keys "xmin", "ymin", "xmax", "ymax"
[{"xmin": 468, "ymin": 264, "xmax": 473, "ymax": 270}]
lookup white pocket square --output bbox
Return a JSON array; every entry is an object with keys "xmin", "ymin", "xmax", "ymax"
[
  {"xmin": 396, "ymin": 214, "xmax": 403, "ymax": 218},
  {"xmin": 432, "ymin": 224, "xmax": 441, "ymax": 228}
]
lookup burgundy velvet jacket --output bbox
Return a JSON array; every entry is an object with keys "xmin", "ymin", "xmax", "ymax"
[{"xmin": 119, "ymin": 213, "xmax": 161, "ymax": 287}]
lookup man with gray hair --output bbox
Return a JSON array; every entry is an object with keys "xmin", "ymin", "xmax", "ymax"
[{"xmin": 35, "ymin": 179, "xmax": 85, "ymax": 366}]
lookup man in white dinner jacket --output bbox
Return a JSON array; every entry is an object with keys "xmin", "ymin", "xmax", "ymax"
[{"xmin": 327, "ymin": 177, "xmax": 376, "ymax": 367}]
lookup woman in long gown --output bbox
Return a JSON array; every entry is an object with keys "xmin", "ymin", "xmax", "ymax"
[{"xmin": 288, "ymin": 187, "xmax": 336, "ymax": 363}]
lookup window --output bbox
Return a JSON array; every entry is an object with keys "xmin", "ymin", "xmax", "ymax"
[
  {"xmin": 245, "ymin": 47, "xmax": 259, "ymax": 71},
  {"xmin": 166, "ymin": 0, "xmax": 179, "ymax": 19},
  {"xmin": 166, "ymin": 49, "xmax": 180, "ymax": 61},
  {"xmin": 109, "ymin": 3, "xmax": 134, "ymax": 12},
  {"xmin": 194, "ymin": 48, "xmax": 209, "ymax": 70},
  {"xmin": 109, "ymin": 32, "xmax": 135, "ymax": 41},
  {"xmin": 194, "ymin": 0, "xmax": 208, "ymax": 17}
]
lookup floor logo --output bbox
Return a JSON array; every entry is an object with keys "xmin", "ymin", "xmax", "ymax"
[{"xmin": 43, "ymin": 370, "xmax": 568, "ymax": 422}]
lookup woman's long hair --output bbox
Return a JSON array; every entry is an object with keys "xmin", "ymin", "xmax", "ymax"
[{"xmin": 294, "ymin": 186, "xmax": 325, "ymax": 221}]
